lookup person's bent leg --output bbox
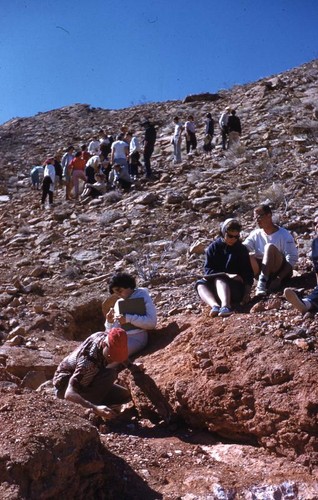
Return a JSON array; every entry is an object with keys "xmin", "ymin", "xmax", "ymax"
[
  {"xmin": 256, "ymin": 244, "xmax": 285, "ymax": 295},
  {"xmin": 215, "ymin": 279, "xmax": 233, "ymax": 316}
]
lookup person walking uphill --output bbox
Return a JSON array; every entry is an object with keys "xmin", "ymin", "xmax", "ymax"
[
  {"xmin": 41, "ymin": 158, "xmax": 55, "ymax": 208},
  {"xmin": 53, "ymin": 327, "xmax": 130, "ymax": 420},
  {"xmin": 227, "ymin": 109, "xmax": 242, "ymax": 148},
  {"xmin": 69, "ymin": 151, "xmax": 87, "ymax": 200},
  {"xmin": 219, "ymin": 107, "xmax": 230, "ymax": 150},
  {"xmin": 172, "ymin": 116, "xmax": 183, "ymax": 164},
  {"xmin": 142, "ymin": 121, "xmax": 156, "ymax": 178},
  {"xmin": 196, "ymin": 219, "xmax": 254, "ymax": 317},
  {"xmin": 184, "ymin": 115, "xmax": 197, "ymax": 154}
]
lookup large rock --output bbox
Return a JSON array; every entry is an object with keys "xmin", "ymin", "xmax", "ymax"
[
  {"xmin": 128, "ymin": 314, "xmax": 318, "ymax": 465},
  {"xmin": 0, "ymin": 390, "xmax": 122, "ymax": 499}
]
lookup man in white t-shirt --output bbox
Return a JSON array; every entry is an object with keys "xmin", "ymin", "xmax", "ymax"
[
  {"xmin": 243, "ymin": 204, "xmax": 298, "ymax": 296},
  {"xmin": 110, "ymin": 134, "xmax": 129, "ymax": 167}
]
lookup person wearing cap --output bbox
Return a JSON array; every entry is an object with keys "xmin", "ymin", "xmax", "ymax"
[
  {"xmin": 41, "ymin": 158, "xmax": 56, "ymax": 208},
  {"xmin": 219, "ymin": 107, "xmax": 231, "ymax": 150},
  {"xmin": 243, "ymin": 204, "xmax": 298, "ymax": 297},
  {"xmin": 196, "ymin": 219, "xmax": 254, "ymax": 317},
  {"xmin": 53, "ymin": 328, "xmax": 130, "ymax": 420},
  {"xmin": 284, "ymin": 220, "xmax": 318, "ymax": 315}
]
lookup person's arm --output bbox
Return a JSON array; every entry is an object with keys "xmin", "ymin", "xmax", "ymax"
[
  {"xmin": 283, "ymin": 234, "xmax": 298, "ymax": 268},
  {"xmin": 123, "ymin": 290, "xmax": 157, "ymax": 330},
  {"xmin": 64, "ymin": 373, "xmax": 115, "ymax": 419}
]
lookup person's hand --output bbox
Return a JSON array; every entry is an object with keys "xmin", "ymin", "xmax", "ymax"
[
  {"xmin": 106, "ymin": 308, "xmax": 115, "ymax": 322},
  {"xmin": 115, "ymin": 314, "xmax": 127, "ymax": 326},
  {"xmin": 94, "ymin": 405, "xmax": 116, "ymax": 420}
]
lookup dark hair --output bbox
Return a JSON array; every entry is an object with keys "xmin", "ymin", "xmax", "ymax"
[
  {"xmin": 109, "ymin": 273, "xmax": 136, "ymax": 294},
  {"xmin": 255, "ymin": 204, "xmax": 272, "ymax": 215},
  {"xmin": 66, "ymin": 145, "xmax": 74, "ymax": 152},
  {"xmin": 74, "ymin": 151, "xmax": 82, "ymax": 158},
  {"xmin": 206, "ymin": 113, "xmax": 212, "ymax": 119},
  {"xmin": 81, "ymin": 144, "xmax": 87, "ymax": 150},
  {"xmin": 226, "ymin": 220, "xmax": 241, "ymax": 233}
]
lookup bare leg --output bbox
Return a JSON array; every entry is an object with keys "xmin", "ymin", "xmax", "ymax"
[
  {"xmin": 215, "ymin": 279, "xmax": 231, "ymax": 308},
  {"xmin": 197, "ymin": 284, "xmax": 219, "ymax": 308},
  {"xmin": 249, "ymin": 255, "xmax": 261, "ymax": 277},
  {"xmin": 261, "ymin": 243, "xmax": 284, "ymax": 276}
]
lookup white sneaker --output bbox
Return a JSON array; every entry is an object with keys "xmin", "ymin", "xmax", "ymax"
[
  {"xmin": 255, "ymin": 278, "xmax": 267, "ymax": 296},
  {"xmin": 283, "ymin": 288, "xmax": 309, "ymax": 314}
]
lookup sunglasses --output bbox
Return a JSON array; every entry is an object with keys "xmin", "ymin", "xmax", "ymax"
[{"xmin": 226, "ymin": 233, "xmax": 240, "ymax": 239}]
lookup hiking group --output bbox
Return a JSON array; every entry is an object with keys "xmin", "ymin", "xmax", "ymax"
[{"xmin": 30, "ymin": 109, "xmax": 242, "ymax": 208}]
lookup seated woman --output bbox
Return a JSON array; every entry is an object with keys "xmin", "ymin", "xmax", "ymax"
[
  {"xmin": 196, "ymin": 218, "xmax": 254, "ymax": 317},
  {"xmin": 105, "ymin": 273, "xmax": 157, "ymax": 356}
]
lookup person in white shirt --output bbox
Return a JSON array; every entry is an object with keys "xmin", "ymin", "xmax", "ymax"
[
  {"xmin": 110, "ymin": 134, "xmax": 129, "ymax": 167},
  {"xmin": 243, "ymin": 204, "xmax": 298, "ymax": 296},
  {"xmin": 219, "ymin": 107, "xmax": 230, "ymax": 150},
  {"xmin": 41, "ymin": 158, "xmax": 56, "ymax": 208},
  {"xmin": 88, "ymin": 137, "xmax": 101, "ymax": 156},
  {"xmin": 105, "ymin": 273, "xmax": 157, "ymax": 356},
  {"xmin": 184, "ymin": 115, "xmax": 197, "ymax": 154},
  {"xmin": 172, "ymin": 116, "xmax": 183, "ymax": 164},
  {"xmin": 125, "ymin": 131, "xmax": 141, "ymax": 178}
]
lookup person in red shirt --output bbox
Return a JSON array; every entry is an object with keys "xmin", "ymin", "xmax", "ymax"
[{"xmin": 69, "ymin": 151, "xmax": 87, "ymax": 199}]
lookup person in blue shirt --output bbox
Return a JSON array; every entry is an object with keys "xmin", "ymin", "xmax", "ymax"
[{"xmin": 196, "ymin": 218, "xmax": 254, "ymax": 317}]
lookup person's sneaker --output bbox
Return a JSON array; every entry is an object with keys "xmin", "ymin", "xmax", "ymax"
[
  {"xmin": 283, "ymin": 288, "xmax": 309, "ymax": 314},
  {"xmin": 255, "ymin": 278, "xmax": 267, "ymax": 296},
  {"xmin": 218, "ymin": 306, "xmax": 233, "ymax": 317},
  {"xmin": 209, "ymin": 305, "xmax": 220, "ymax": 317}
]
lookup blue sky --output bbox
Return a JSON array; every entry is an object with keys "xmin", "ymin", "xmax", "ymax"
[{"xmin": 0, "ymin": 0, "xmax": 317, "ymax": 125}]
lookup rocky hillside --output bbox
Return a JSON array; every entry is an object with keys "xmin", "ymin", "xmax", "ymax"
[{"xmin": 1, "ymin": 59, "xmax": 318, "ymax": 498}]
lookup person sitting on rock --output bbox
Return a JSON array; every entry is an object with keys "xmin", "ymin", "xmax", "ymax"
[
  {"xmin": 243, "ymin": 204, "xmax": 298, "ymax": 297},
  {"xmin": 80, "ymin": 173, "xmax": 107, "ymax": 202},
  {"xmin": 284, "ymin": 220, "xmax": 318, "ymax": 315},
  {"xmin": 196, "ymin": 218, "xmax": 254, "ymax": 317},
  {"xmin": 105, "ymin": 273, "xmax": 157, "ymax": 356},
  {"xmin": 53, "ymin": 327, "xmax": 130, "ymax": 420}
]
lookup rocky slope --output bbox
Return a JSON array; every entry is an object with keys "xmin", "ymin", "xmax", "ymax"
[{"xmin": 1, "ymin": 59, "xmax": 318, "ymax": 498}]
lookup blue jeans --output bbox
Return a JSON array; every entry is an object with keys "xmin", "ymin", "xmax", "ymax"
[{"xmin": 308, "ymin": 285, "xmax": 318, "ymax": 311}]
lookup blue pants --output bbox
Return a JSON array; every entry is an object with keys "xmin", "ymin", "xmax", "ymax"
[{"xmin": 308, "ymin": 285, "xmax": 318, "ymax": 311}]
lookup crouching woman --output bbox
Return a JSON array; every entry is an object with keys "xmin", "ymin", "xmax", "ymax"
[{"xmin": 196, "ymin": 218, "xmax": 254, "ymax": 317}]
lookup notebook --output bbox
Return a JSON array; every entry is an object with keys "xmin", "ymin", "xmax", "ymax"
[{"xmin": 118, "ymin": 297, "xmax": 146, "ymax": 316}]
